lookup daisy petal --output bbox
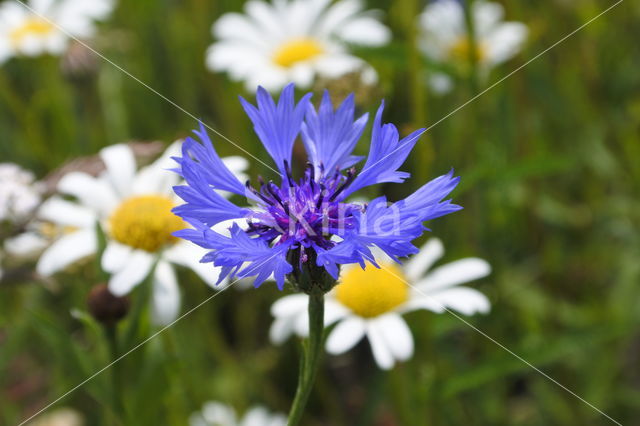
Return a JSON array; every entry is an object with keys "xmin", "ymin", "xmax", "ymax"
[
  {"xmin": 108, "ymin": 250, "xmax": 154, "ymax": 296},
  {"xmin": 366, "ymin": 321, "xmax": 395, "ymax": 369},
  {"xmin": 100, "ymin": 144, "xmax": 137, "ymax": 199},
  {"xmin": 326, "ymin": 316, "xmax": 366, "ymax": 355},
  {"xmin": 324, "ymin": 299, "xmax": 351, "ymax": 326},
  {"xmin": 241, "ymin": 407, "xmax": 272, "ymax": 426},
  {"xmin": 37, "ymin": 197, "xmax": 97, "ymax": 228},
  {"xmin": 101, "ymin": 241, "xmax": 132, "ymax": 273},
  {"xmin": 336, "ymin": 16, "xmax": 391, "ymax": 46},
  {"xmin": 425, "ymin": 287, "xmax": 491, "ymax": 315},
  {"xmin": 132, "ymin": 141, "xmax": 181, "ymax": 195},
  {"xmin": 57, "ymin": 172, "xmax": 118, "ymax": 215},
  {"xmin": 244, "ymin": 0, "xmax": 285, "ymax": 39},
  {"xmin": 151, "ymin": 260, "xmax": 181, "ymax": 325},
  {"xmin": 375, "ymin": 313, "xmax": 414, "ymax": 361},
  {"xmin": 164, "ymin": 242, "xmax": 222, "ymax": 288},
  {"xmin": 473, "ymin": 0, "xmax": 504, "ymax": 37},
  {"xmin": 271, "ymin": 293, "xmax": 308, "ymax": 317},
  {"xmin": 36, "ymin": 229, "xmax": 96, "ymax": 276},
  {"xmin": 291, "ymin": 298, "xmax": 349, "ymax": 337},
  {"xmin": 402, "ymin": 295, "xmax": 447, "ymax": 314},
  {"xmin": 416, "ymin": 258, "xmax": 491, "ymax": 292},
  {"xmin": 485, "ymin": 22, "xmax": 528, "ymax": 65},
  {"xmin": 30, "ymin": 0, "xmax": 54, "ymax": 14},
  {"xmin": 269, "ymin": 316, "xmax": 297, "ymax": 345},
  {"xmin": 315, "ymin": 0, "xmax": 359, "ymax": 37},
  {"xmin": 201, "ymin": 402, "xmax": 238, "ymax": 425},
  {"xmin": 4, "ymin": 232, "xmax": 49, "ymax": 257},
  {"xmin": 403, "ymin": 238, "xmax": 444, "ymax": 282}
]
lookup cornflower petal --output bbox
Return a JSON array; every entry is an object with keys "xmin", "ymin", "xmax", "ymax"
[
  {"xmin": 172, "ymin": 123, "xmax": 248, "ymax": 196},
  {"xmin": 341, "ymin": 102, "xmax": 425, "ymax": 198},
  {"xmin": 239, "ymin": 83, "xmax": 312, "ymax": 174},
  {"xmin": 301, "ymin": 91, "xmax": 367, "ymax": 176}
]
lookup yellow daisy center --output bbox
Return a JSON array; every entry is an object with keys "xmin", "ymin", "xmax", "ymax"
[
  {"xmin": 273, "ymin": 38, "xmax": 324, "ymax": 68},
  {"xmin": 449, "ymin": 38, "xmax": 487, "ymax": 63},
  {"xmin": 108, "ymin": 195, "xmax": 184, "ymax": 252},
  {"xmin": 335, "ymin": 263, "xmax": 409, "ymax": 318},
  {"xmin": 9, "ymin": 18, "xmax": 55, "ymax": 47}
]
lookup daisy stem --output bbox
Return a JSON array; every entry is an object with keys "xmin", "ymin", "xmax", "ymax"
[{"xmin": 287, "ymin": 289, "xmax": 325, "ymax": 426}]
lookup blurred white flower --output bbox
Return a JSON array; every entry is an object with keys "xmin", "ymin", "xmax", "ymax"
[
  {"xmin": 35, "ymin": 143, "xmax": 248, "ymax": 325},
  {"xmin": 0, "ymin": 0, "xmax": 115, "ymax": 63},
  {"xmin": 27, "ymin": 407, "xmax": 84, "ymax": 426},
  {"xmin": 419, "ymin": 0, "xmax": 527, "ymax": 86},
  {"xmin": 0, "ymin": 162, "xmax": 42, "ymax": 222},
  {"xmin": 270, "ymin": 238, "xmax": 491, "ymax": 369},
  {"xmin": 189, "ymin": 402, "xmax": 286, "ymax": 426},
  {"xmin": 207, "ymin": 0, "xmax": 391, "ymax": 92},
  {"xmin": 4, "ymin": 227, "xmax": 50, "ymax": 257},
  {"xmin": 427, "ymin": 72, "xmax": 454, "ymax": 95}
]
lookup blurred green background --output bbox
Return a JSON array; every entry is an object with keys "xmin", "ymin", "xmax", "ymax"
[{"xmin": 1, "ymin": 0, "xmax": 640, "ymax": 425}]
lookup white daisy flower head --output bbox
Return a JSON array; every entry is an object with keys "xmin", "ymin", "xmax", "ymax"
[
  {"xmin": 0, "ymin": 162, "xmax": 43, "ymax": 222},
  {"xmin": 207, "ymin": 0, "xmax": 391, "ymax": 92},
  {"xmin": 35, "ymin": 142, "xmax": 248, "ymax": 325},
  {"xmin": 189, "ymin": 402, "xmax": 286, "ymax": 426},
  {"xmin": 270, "ymin": 238, "xmax": 491, "ymax": 370},
  {"xmin": 419, "ymin": 0, "xmax": 527, "ymax": 84},
  {"xmin": 0, "ymin": 0, "xmax": 115, "ymax": 63}
]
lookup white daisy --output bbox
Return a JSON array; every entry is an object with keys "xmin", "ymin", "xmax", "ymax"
[
  {"xmin": 419, "ymin": 0, "xmax": 527, "ymax": 87},
  {"xmin": 0, "ymin": 162, "xmax": 43, "ymax": 222},
  {"xmin": 207, "ymin": 0, "xmax": 391, "ymax": 92},
  {"xmin": 270, "ymin": 238, "xmax": 491, "ymax": 369},
  {"xmin": 35, "ymin": 142, "xmax": 248, "ymax": 325},
  {"xmin": 0, "ymin": 0, "xmax": 115, "ymax": 63},
  {"xmin": 189, "ymin": 402, "xmax": 286, "ymax": 426}
]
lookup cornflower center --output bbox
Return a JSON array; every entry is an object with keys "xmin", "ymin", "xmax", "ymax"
[
  {"xmin": 449, "ymin": 38, "xmax": 487, "ymax": 63},
  {"xmin": 10, "ymin": 18, "xmax": 56, "ymax": 47},
  {"xmin": 108, "ymin": 195, "xmax": 184, "ymax": 252},
  {"xmin": 245, "ymin": 163, "xmax": 360, "ymax": 252},
  {"xmin": 273, "ymin": 38, "xmax": 324, "ymax": 68},
  {"xmin": 336, "ymin": 263, "xmax": 409, "ymax": 318}
]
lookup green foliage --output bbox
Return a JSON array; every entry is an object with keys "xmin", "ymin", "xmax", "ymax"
[{"xmin": 1, "ymin": 0, "xmax": 640, "ymax": 425}]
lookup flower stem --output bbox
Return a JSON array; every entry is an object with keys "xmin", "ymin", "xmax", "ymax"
[
  {"xmin": 287, "ymin": 289, "xmax": 325, "ymax": 426},
  {"xmin": 105, "ymin": 325, "xmax": 125, "ymax": 425}
]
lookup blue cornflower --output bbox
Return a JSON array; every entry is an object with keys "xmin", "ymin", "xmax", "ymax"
[{"xmin": 172, "ymin": 84, "xmax": 462, "ymax": 291}]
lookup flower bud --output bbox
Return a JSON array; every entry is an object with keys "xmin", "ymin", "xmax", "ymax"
[
  {"xmin": 87, "ymin": 284, "xmax": 130, "ymax": 325},
  {"xmin": 286, "ymin": 248, "xmax": 336, "ymax": 295}
]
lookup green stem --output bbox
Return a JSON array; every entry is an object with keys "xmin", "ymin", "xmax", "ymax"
[
  {"xmin": 105, "ymin": 325, "xmax": 125, "ymax": 425},
  {"xmin": 287, "ymin": 289, "xmax": 325, "ymax": 426}
]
